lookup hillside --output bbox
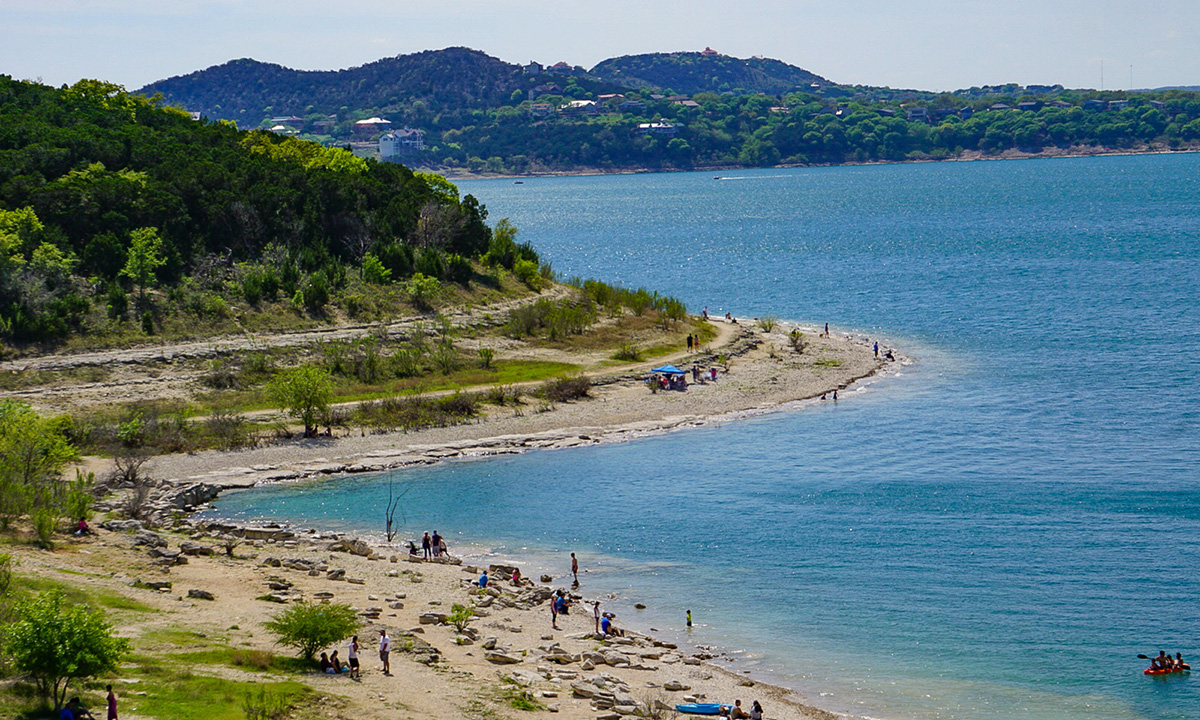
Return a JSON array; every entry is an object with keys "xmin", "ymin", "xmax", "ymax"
[
  {"xmin": 139, "ymin": 47, "xmax": 527, "ymax": 122},
  {"xmin": 588, "ymin": 50, "xmax": 835, "ymax": 95},
  {"xmin": 0, "ymin": 76, "xmax": 534, "ymax": 346}
]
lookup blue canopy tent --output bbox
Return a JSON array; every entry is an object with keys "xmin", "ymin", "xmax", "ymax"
[{"xmin": 651, "ymin": 364, "xmax": 686, "ymax": 375}]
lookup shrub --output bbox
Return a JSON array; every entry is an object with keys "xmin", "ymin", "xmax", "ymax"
[
  {"xmin": 513, "ymin": 259, "xmax": 542, "ymax": 289},
  {"xmin": 448, "ymin": 602, "xmax": 475, "ymax": 632},
  {"xmin": 757, "ymin": 315, "xmax": 779, "ymax": 332},
  {"xmin": 538, "ymin": 375, "xmax": 591, "ymax": 403},
  {"xmin": 242, "ymin": 688, "xmax": 291, "ymax": 720},
  {"xmin": 361, "ymin": 252, "xmax": 392, "ymax": 284},
  {"xmin": 405, "ymin": 273, "xmax": 441, "ymax": 311},
  {"xmin": 267, "ymin": 366, "xmax": 333, "ymax": 438},
  {"xmin": 478, "ymin": 347, "xmax": 495, "ymax": 369},
  {"xmin": 4, "ymin": 591, "xmax": 131, "ymax": 709},
  {"xmin": 264, "ymin": 602, "xmax": 360, "ymax": 661}
]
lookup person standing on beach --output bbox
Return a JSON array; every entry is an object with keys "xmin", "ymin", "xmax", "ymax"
[
  {"xmin": 379, "ymin": 629, "xmax": 391, "ymax": 675},
  {"xmin": 421, "ymin": 532, "xmax": 431, "ymax": 559},
  {"xmin": 431, "ymin": 531, "xmax": 441, "ymax": 558},
  {"xmin": 593, "ymin": 601, "xmax": 601, "ymax": 634},
  {"xmin": 571, "ymin": 553, "xmax": 579, "ymax": 584},
  {"xmin": 551, "ymin": 597, "xmax": 559, "ymax": 629},
  {"xmin": 874, "ymin": 341, "xmax": 879, "ymax": 358},
  {"xmin": 348, "ymin": 635, "xmax": 360, "ymax": 678},
  {"xmin": 687, "ymin": 334, "xmax": 693, "ymax": 351},
  {"xmin": 106, "ymin": 685, "xmax": 117, "ymax": 720}
]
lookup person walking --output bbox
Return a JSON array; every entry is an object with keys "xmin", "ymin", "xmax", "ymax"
[
  {"xmin": 106, "ymin": 685, "xmax": 117, "ymax": 720},
  {"xmin": 687, "ymin": 334, "xmax": 694, "ymax": 351},
  {"xmin": 571, "ymin": 553, "xmax": 579, "ymax": 584},
  {"xmin": 379, "ymin": 629, "xmax": 391, "ymax": 675}
]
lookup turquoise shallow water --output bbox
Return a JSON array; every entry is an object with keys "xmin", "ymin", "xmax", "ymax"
[{"xmin": 206, "ymin": 154, "xmax": 1200, "ymax": 720}]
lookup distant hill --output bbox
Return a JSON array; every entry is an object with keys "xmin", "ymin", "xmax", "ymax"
[
  {"xmin": 139, "ymin": 47, "xmax": 525, "ymax": 122},
  {"xmin": 589, "ymin": 51, "xmax": 836, "ymax": 95}
]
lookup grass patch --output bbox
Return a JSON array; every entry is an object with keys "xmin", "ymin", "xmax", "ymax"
[
  {"xmin": 168, "ymin": 646, "xmax": 310, "ymax": 674},
  {"xmin": 11, "ymin": 573, "xmax": 155, "ymax": 613},
  {"xmin": 814, "ymin": 359, "xmax": 843, "ymax": 368},
  {"xmin": 129, "ymin": 673, "xmax": 314, "ymax": 720}
]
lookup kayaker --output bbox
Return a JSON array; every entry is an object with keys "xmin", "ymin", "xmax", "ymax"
[
  {"xmin": 1154, "ymin": 651, "xmax": 1169, "ymax": 669},
  {"xmin": 1175, "ymin": 652, "xmax": 1190, "ymax": 670}
]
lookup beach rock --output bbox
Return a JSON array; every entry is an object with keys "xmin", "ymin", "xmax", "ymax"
[
  {"xmin": 134, "ymin": 579, "xmax": 171, "ymax": 591},
  {"xmin": 386, "ymin": 570, "xmax": 399, "ymax": 577},
  {"xmin": 101, "ymin": 520, "xmax": 143, "ymax": 532},
  {"xmin": 347, "ymin": 577, "xmax": 365, "ymax": 585},
  {"xmin": 603, "ymin": 652, "xmax": 631, "ymax": 667},
  {"xmin": 187, "ymin": 589, "xmax": 215, "ymax": 601},
  {"xmin": 482, "ymin": 637, "xmax": 498, "ymax": 650},
  {"xmin": 682, "ymin": 657, "xmax": 702, "ymax": 665},
  {"xmin": 179, "ymin": 541, "xmax": 214, "ymax": 556},
  {"xmin": 660, "ymin": 654, "xmax": 681, "ymax": 664},
  {"xmin": 662, "ymin": 680, "xmax": 690, "ymax": 691},
  {"xmin": 313, "ymin": 591, "xmax": 334, "ymax": 600},
  {"xmin": 132, "ymin": 531, "xmax": 166, "ymax": 548},
  {"xmin": 326, "ymin": 569, "xmax": 346, "ymax": 581},
  {"xmin": 389, "ymin": 601, "xmax": 404, "ymax": 610},
  {"xmin": 418, "ymin": 612, "xmax": 445, "ymax": 625},
  {"xmin": 540, "ymin": 574, "xmax": 554, "ymax": 583},
  {"xmin": 485, "ymin": 650, "xmax": 522, "ymax": 664},
  {"xmin": 581, "ymin": 659, "xmax": 596, "ymax": 670},
  {"xmin": 634, "ymin": 603, "xmax": 646, "ymax": 609},
  {"xmin": 595, "ymin": 714, "xmax": 620, "ymax": 720},
  {"xmin": 261, "ymin": 557, "xmax": 283, "ymax": 567},
  {"xmin": 490, "ymin": 564, "xmax": 519, "ymax": 578}
]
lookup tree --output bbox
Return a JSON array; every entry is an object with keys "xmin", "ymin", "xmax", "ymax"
[
  {"xmin": 267, "ymin": 366, "xmax": 334, "ymax": 438},
  {"xmin": 264, "ymin": 602, "xmax": 360, "ymax": 661},
  {"xmin": 120, "ymin": 227, "xmax": 166, "ymax": 305},
  {"xmin": 0, "ymin": 400, "xmax": 77, "ymax": 529},
  {"xmin": 3, "ymin": 592, "xmax": 130, "ymax": 709}
]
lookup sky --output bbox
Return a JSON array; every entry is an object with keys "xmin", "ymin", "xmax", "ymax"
[{"xmin": 1, "ymin": 0, "xmax": 1198, "ymax": 93}]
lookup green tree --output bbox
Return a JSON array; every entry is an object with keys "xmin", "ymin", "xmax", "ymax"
[
  {"xmin": 120, "ymin": 227, "xmax": 166, "ymax": 305},
  {"xmin": 264, "ymin": 602, "xmax": 360, "ymax": 661},
  {"xmin": 3, "ymin": 591, "xmax": 130, "ymax": 709},
  {"xmin": 267, "ymin": 366, "xmax": 334, "ymax": 438},
  {"xmin": 405, "ymin": 273, "xmax": 441, "ymax": 311},
  {"xmin": 361, "ymin": 252, "xmax": 392, "ymax": 284},
  {"xmin": 0, "ymin": 400, "xmax": 77, "ymax": 528}
]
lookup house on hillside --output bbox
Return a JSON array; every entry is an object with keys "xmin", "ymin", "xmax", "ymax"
[
  {"xmin": 547, "ymin": 61, "xmax": 573, "ymax": 74},
  {"xmin": 700, "ymin": 47, "xmax": 720, "ymax": 57},
  {"xmin": 1108, "ymin": 100, "xmax": 1129, "ymax": 110},
  {"xmin": 1083, "ymin": 99, "xmax": 1107, "ymax": 111},
  {"xmin": 905, "ymin": 107, "xmax": 929, "ymax": 122},
  {"xmin": 379, "ymin": 128, "xmax": 424, "ymax": 160},
  {"xmin": 633, "ymin": 121, "xmax": 678, "ymax": 137},
  {"xmin": 619, "ymin": 100, "xmax": 647, "ymax": 113},
  {"xmin": 523, "ymin": 61, "xmax": 543, "ymax": 75},
  {"xmin": 1017, "ymin": 101, "xmax": 1044, "ymax": 112},
  {"xmin": 529, "ymin": 103, "xmax": 553, "ymax": 118},
  {"xmin": 354, "ymin": 117, "xmax": 392, "ymax": 138},
  {"xmin": 674, "ymin": 99, "xmax": 701, "ymax": 109},
  {"xmin": 270, "ymin": 116, "xmax": 306, "ymax": 129},
  {"xmin": 560, "ymin": 100, "xmax": 597, "ymax": 115}
]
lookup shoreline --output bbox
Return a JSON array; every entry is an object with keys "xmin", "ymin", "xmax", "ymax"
[
  {"xmin": 64, "ymin": 320, "xmax": 907, "ymax": 720},
  {"xmin": 435, "ymin": 145, "xmax": 1200, "ymax": 181},
  {"xmin": 130, "ymin": 322, "xmax": 903, "ymax": 495}
]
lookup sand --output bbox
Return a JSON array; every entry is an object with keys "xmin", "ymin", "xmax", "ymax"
[{"xmin": 34, "ymin": 319, "xmax": 906, "ymax": 720}]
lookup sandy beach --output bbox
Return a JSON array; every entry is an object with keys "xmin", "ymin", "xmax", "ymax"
[{"xmin": 30, "ymin": 319, "xmax": 904, "ymax": 720}]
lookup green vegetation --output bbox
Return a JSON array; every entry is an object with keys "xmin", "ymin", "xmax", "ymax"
[
  {"xmin": 448, "ymin": 602, "xmax": 475, "ymax": 632},
  {"xmin": 134, "ymin": 48, "xmax": 1200, "ymax": 175},
  {"xmin": 2, "ymin": 591, "xmax": 131, "ymax": 709},
  {"xmin": 0, "ymin": 76, "xmax": 514, "ymax": 346},
  {"xmin": 267, "ymin": 366, "xmax": 334, "ymax": 438},
  {"xmin": 263, "ymin": 602, "xmax": 360, "ymax": 661},
  {"xmin": 0, "ymin": 400, "xmax": 92, "ymax": 540}
]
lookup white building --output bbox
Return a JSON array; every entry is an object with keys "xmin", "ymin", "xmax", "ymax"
[{"xmin": 379, "ymin": 128, "xmax": 425, "ymax": 160}]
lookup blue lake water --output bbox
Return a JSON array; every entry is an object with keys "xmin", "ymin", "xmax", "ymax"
[{"xmin": 207, "ymin": 155, "xmax": 1200, "ymax": 720}]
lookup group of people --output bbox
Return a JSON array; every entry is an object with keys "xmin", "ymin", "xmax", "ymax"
[
  {"xmin": 420, "ymin": 531, "xmax": 448, "ymax": 559},
  {"xmin": 56, "ymin": 686, "xmax": 117, "ymax": 720},
  {"xmin": 319, "ymin": 630, "xmax": 393, "ymax": 678},
  {"xmin": 1150, "ymin": 651, "xmax": 1189, "ymax": 670},
  {"xmin": 718, "ymin": 699, "xmax": 764, "ymax": 719}
]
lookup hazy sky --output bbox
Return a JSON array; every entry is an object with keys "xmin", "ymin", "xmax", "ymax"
[{"xmin": 2, "ymin": 0, "xmax": 1197, "ymax": 92}]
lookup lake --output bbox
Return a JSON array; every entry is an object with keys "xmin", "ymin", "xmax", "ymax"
[{"xmin": 208, "ymin": 154, "xmax": 1200, "ymax": 720}]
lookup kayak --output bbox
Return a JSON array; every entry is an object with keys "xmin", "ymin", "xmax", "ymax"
[
  {"xmin": 676, "ymin": 703, "xmax": 725, "ymax": 715},
  {"xmin": 1145, "ymin": 666, "xmax": 1190, "ymax": 675}
]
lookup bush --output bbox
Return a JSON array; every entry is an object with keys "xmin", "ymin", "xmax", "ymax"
[
  {"xmin": 448, "ymin": 602, "xmax": 475, "ymax": 632},
  {"xmin": 757, "ymin": 315, "xmax": 779, "ymax": 332},
  {"xmin": 361, "ymin": 252, "xmax": 392, "ymax": 285},
  {"xmin": 4, "ymin": 591, "xmax": 131, "ymax": 709},
  {"xmin": 267, "ymin": 366, "xmax": 333, "ymax": 438},
  {"xmin": 513, "ymin": 259, "xmax": 542, "ymax": 289},
  {"xmin": 405, "ymin": 273, "xmax": 441, "ymax": 311},
  {"xmin": 264, "ymin": 602, "xmax": 360, "ymax": 661},
  {"xmin": 538, "ymin": 376, "xmax": 591, "ymax": 403}
]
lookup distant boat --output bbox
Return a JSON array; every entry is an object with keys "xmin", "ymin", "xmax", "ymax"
[
  {"xmin": 713, "ymin": 176, "xmax": 722, "ymax": 180},
  {"xmin": 514, "ymin": 180, "xmax": 524, "ymax": 184}
]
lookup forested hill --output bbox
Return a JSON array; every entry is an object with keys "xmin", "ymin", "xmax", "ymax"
[
  {"xmin": 588, "ymin": 51, "xmax": 835, "ymax": 95},
  {"xmin": 0, "ymin": 77, "xmax": 515, "ymax": 344},
  {"xmin": 139, "ymin": 47, "xmax": 527, "ymax": 122}
]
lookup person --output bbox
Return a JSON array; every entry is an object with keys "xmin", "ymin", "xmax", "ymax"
[
  {"xmin": 687, "ymin": 334, "xmax": 694, "ymax": 351},
  {"xmin": 731, "ymin": 700, "xmax": 750, "ymax": 719},
  {"xmin": 555, "ymin": 593, "xmax": 570, "ymax": 615},
  {"xmin": 512, "ymin": 567, "xmax": 523, "ymax": 585},
  {"xmin": 874, "ymin": 341, "xmax": 879, "ymax": 358},
  {"xmin": 551, "ymin": 596, "xmax": 559, "ymax": 629},
  {"xmin": 106, "ymin": 685, "xmax": 118, "ymax": 720},
  {"xmin": 438, "ymin": 536, "xmax": 448, "ymax": 557},
  {"xmin": 430, "ymin": 531, "xmax": 442, "ymax": 558},
  {"xmin": 824, "ymin": 322, "xmax": 829, "ymax": 337},
  {"xmin": 320, "ymin": 651, "xmax": 335, "ymax": 673},
  {"xmin": 571, "ymin": 553, "xmax": 579, "ymax": 584},
  {"xmin": 726, "ymin": 312, "xmax": 732, "ymax": 321},
  {"xmin": 686, "ymin": 609, "xmax": 692, "ymax": 627},
  {"xmin": 885, "ymin": 349, "xmax": 895, "ymax": 361},
  {"xmin": 593, "ymin": 601, "xmax": 601, "ymax": 634},
  {"xmin": 330, "ymin": 650, "xmax": 344, "ymax": 673},
  {"xmin": 750, "ymin": 700, "xmax": 764, "ymax": 720},
  {"xmin": 379, "ymin": 629, "xmax": 391, "ymax": 675},
  {"xmin": 75, "ymin": 517, "xmax": 92, "ymax": 536},
  {"xmin": 717, "ymin": 704, "xmax": 731, "ymax": 718},
  {"xmin": 600, "ymin": 614, "xmax": 612, "ymax": 636},
  {"xmin": 63, "ymin": 697, "xmax": 95, "ymax": 720},
  {"xmin": 710, "ymin": 367, "xmax": 717, "ymax": 381},
  {"xmin": 1154, "ymin": 650, "xmax": 1169, "ymax": 669},
  {"xmin": 479, "ymin": 569, "xmax": 489, "ymax": 588},
  {"xmin": 833, "ymin": 389, "xmax": 838, "ymax": 402},
  {"xmin": 1176, "ymin": 652, "xmax": 1190, "ymax": 670},
  {"xmin": 347, "ymin": 635, "xmax": 360, "ymax": 678},
  {"xmin": 421, "ymin": 532, "xmax": 432, "ymax": 559},
  {"xmin": 703, "ymin": 306, "xmax": 708, "ymax": 320}
]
